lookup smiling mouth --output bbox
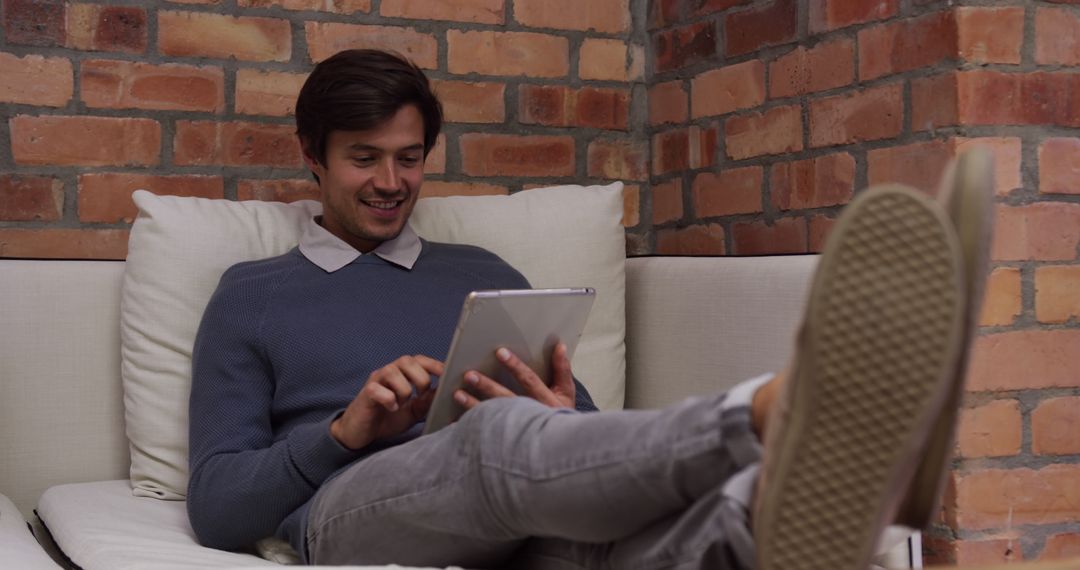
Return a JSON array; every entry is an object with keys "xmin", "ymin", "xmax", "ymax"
[{"xmin": 360, "ymin": 198, "xmax": 404, "ymax": 210}]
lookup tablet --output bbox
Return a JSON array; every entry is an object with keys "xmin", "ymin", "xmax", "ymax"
[{"xmin": 422, "ymin": 288, "xmax": 596, "ymax": 435}]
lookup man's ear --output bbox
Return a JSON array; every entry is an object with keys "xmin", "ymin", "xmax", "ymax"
[{"xmin": 298, "ymin": 136, "xmax": 324, "ymax": 177}]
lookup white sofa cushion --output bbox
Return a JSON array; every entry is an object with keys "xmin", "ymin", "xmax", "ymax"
[
  {"xmin": 37, "ymin": 481, "xmax": 453, "ymax": 570},
  {"xmin": 121, "ymin": 184, "xmax": 626, "ymax": 499}
]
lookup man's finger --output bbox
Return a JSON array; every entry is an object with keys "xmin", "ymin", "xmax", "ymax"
[
  {"xmin": 463, "ymin": 370, "xmax": 516, "ymax": 399},
  {"xmin": 495, "ymin": 348, "xmax": 544, "ymax": 391},
  {"xmin": 377, "ymin": 367, "xmax": 416, "ymax": 403},
  {"xmin": 454, "ymin": 388, "xmax": 480, "ymax": 411},
  {"xmin": 398, "ymin": 357, "xmax": 434, "ymax": 393},
  {"xmin": 551, "ymin": 343, "xmax": 575, "ymax": 395},
  {"xmin": 366, "ymin": 383, "xmax": 401, "ymax": 412},
  {"xmin": 411, "ymin": 354, "xmax": 446, "ymax": 376}
]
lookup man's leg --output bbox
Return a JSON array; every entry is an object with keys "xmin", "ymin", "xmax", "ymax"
[{"xmin": 306, "ymin": 373, "xmax": 772, "ymax": 568}]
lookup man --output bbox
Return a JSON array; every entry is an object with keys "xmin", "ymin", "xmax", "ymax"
[{"xmin": 187, "ymin": 49, "xmax": 990, "ymax": 570}]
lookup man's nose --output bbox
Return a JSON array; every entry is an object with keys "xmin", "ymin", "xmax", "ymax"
[{"xmin": 373, "ymin": 158, "xmax": 400, "ymax": 190}]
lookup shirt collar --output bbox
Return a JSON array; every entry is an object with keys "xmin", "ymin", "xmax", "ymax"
[{"xmin": 298, "ymin": 215, "xmax": 422, "ymax": 273}]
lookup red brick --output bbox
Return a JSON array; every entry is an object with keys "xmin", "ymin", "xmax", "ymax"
[
  {"xmin": 868, "ymin": 139, "xmax": 952, "ymax": 192},
  {"xmin": 424, "ymin": 134, "xmax": 446, "ymax": 175},
  {"xmin": 725, "ymin": 104, "xmax": 802, "ymax": 160},
  {"xmin": 652, "ymin": 125, "xmax": 718, "ymax": 175},
  {"xmin": 960, "ymin": 538, "xmax": 1019, "ymax": 566},
  {"xmin": 419, "ymin": 181, "xmax": 508, "ymax": 198},
  {"xmin": 381, "ymin": 0, "xmax": 500, "ymax": 23},
  {"xmin": 649, "ymin": 81, "xmax": 688, "ymax": 126},
  {"xmin": 725, "ymin": 0, "xmax": 797, "ymax": 56},
  {"xmin": 648, "ymin": 0, "xmax": 748, "ymax": 28},
  {"xmin": 0, "ymin": 52, "xmax": 72, "ymax": 107},
  {"xmin": 654, "ymin": 21, "xmax": 718, "ymax": 73},
  {"xmin": 515, "ymin": 0, "xmax": 629, "ymax": 33},
  {"xmin": 912, "ymin": 72, "xmax": 959, "ymax": 132},
  {"xmin": 980, "ymin": 267, "xmax": 1022, "ymax": 327},
  {"xmin": 78, "ymin": 173, "xmax": 224, "ymax": 223},
  {"xmin": 954, "ymin": 465, "xmax": 1080, "ymax": 529},
  {"xmin": 448, "ymin": 30, "xmax": 569, "ymax": 78},
  {"xmin": 1040, "ymin": 138, "xmax": 1080, "ymax": 195},
  {"xmin": 1036, "ymin": 7, "xmax": 1080, "ymax": 66},
  {"xmin": 968, "ymin": 330, "xmax": 1080, "ymax": 391},
  {"xmin": 956, "ymin": 399, "xmax": 1022, "ymax": 458},
  {"xmin": 858, "ymin": 10, "xmax": 957, "ymax": 81},
  {"xmin": 958, "ymin": 7, "xmax": 1024, "ymax": 65},
  {"xmin": 235, "ymin": 69, "xmax": 306, "ymax": 117},
  {"xmin": 237, "ymin": 179, "xmax": 320, "ymax": 202},
  {"xmin": 307, "ymin": 22, "xmax": 435, "ymax": 68},
  {"xmin": 81, "ymin": 59, "xmax": 224, "ymax": 113},
  {"xmin": 922, "ymin": 535, "xmax": 1021, "ymax": 567},
  {"xmin": 519, "ymin": 85, "xmax": 630, "ymax": 131},
  {"xmin": 2, "ymin": 0, "xmax": 65, "ymax": 47},
  {"xmin": 1035, "ymin": 265, "xmax": 1080, "ymax": 324},
  {"xmin": 808, "ymin": 214, "xmax": 836, "ymax": 252},
  {"xmin": 732, "ymin": 217, "xmax": 807, "ymax": 255},
  {"xmin": 10, "ymin": 115, "xmax": 160, "ymax": 166},
  {"xmin": 992, "ymin": 203, "xmax": 1080, "ymax": 261},
  {"xmin": 623, "ymin": 185, "xmax": 640, "ymax": 227},
  {"xmin": 580, "ymin": 39, "xmax": 644, "ymax": 82},
  {"xmin": 956, "ymin": 72, "xmax": 1080, "ymax": 128},
  {"xmin": 772, "ymin": 152, "xmax": 855, "ymax": 211},
  {"xmin": 652, "ymin": 179, "xmax": 684, "ymax": 224},
  {"xmin": 809, "ymin": 83, "xmax": 903, "ymax": 148},
  {"xmin": 809, "ymin": 0, "xmax": 898, "ymax": 33},
  {"xmin": 692, "ymin": 167, "xmax": 763, "ymax": 217},
  {"xmin": 0, "ymin": 229, "xmax": 129, "ymax": 260},
  {"xmin": 956, "ymin": 137, "xmax": 1022, "ymax": 197},
  {"xmin": 1040, "ymin": 534, "xmax": 1080, "ymax": 561},
  {"xmin": 656, "ymin": 223, "xmax": 726, "ymax": 255},
  {"xmin": 0, "ymin": 175, "xmax": 63, "ymax": 221},
  {"xmin": 66, "ymin": 4, "xmax": 147, "ymax": 54},
  {"xmin": 459, "ymin": 134, "xmax": 575, "ymax": 177},
  {"xmin": 431, "ymin": 80, "xmax": 504, "ymax": 124},
  {"xmin": 239, "ymin": 0, "xmax": 370, "ymax": 14},
  {"xmin": 769, "ymin": 38, "xmax": 854, "ymax": 99},
  {"xmin": 159, "ymin": 11, "xmax": 290, "ymax": 62},
  {"xmin": 588, "ymin": 139, "xmax": 648, "ymax": 181},
  {"xmin": 174, "ymin": 121, "xmax": 302, "ymax": 167},
  {"xmin": 1032, "ymin": 397, "xmax": 1080, "ymax": 456},
  {"xmin": 691, "ymin": 60, "xmax": 765, "ymax": 118}
]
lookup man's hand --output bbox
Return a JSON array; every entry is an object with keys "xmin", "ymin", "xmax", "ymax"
[
  {"xmin": 331, "ymin": 355, "xmax": 444, "ymax": 450},
  {"xmin": 454, "ymin": 343, "xmax": 575, "ymax": 411}
]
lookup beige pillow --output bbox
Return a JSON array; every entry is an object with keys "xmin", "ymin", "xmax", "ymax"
[{"xmin": 121, "ymin": 183, "xmax": 626, "ymax": 500}]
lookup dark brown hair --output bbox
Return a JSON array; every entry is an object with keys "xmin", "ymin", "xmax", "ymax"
[{"xmin": 295, "ymin": 49, "xmax": 443, "ymax": 173}]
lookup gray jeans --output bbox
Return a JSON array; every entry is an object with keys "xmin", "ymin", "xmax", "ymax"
[{"xmin": 306, "ymin": 375, "xmax": 771, "ymax": 569}]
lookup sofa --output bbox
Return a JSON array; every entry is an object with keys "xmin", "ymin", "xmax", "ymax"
[{"xmin": 0, "ymin": 183, "xmax": 917, "ymax": 569}]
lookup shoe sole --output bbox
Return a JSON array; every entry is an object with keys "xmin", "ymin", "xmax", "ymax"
[
  {"xmin": 897, "ymin": 149, "xmax": 996, "ymax": 528},
  {"xmin": 755, "ymin": 186, "xmax": 965, "ymax": 570}
]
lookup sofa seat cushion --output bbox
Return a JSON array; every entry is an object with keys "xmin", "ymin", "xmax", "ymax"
[{"xmin": 36, "ymin": 480, "xmax": 451, "ymax": 570}]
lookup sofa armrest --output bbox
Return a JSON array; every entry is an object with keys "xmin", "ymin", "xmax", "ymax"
[
  {"xmin": 624, "ymin": 255, "xmax": 818, "ymax": 410},
  {"xmin": 0, "ymin": 493, "xmax": 61, "ymax": 569}
]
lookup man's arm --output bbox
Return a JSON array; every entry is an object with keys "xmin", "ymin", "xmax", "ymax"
[{"xmin": 186, "ymin": 271, "xmax": 361, "ymax": 551}]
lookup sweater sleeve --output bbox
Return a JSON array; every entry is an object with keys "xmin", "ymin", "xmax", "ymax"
[{"xmin": 186, "ymin": 268, "xmax": 360, "ymax": 551}]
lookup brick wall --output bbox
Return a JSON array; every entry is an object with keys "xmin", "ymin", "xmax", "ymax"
[
  {"xmin": 0, "ymin": 0, "xmax": 649, "ymax": 258},
  {"xmin": 648, "ymin": 0, "xmax": 1080, "ymax": 564}
]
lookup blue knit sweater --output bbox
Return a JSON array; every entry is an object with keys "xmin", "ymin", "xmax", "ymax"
[{"xmin": 187, "ymin": 240, "xmax": 597, "ymax": 557}]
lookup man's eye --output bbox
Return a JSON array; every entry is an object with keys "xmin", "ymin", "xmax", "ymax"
[
  {"xmin": 399, "ymin": 156, "xmax": 421, "ymax": 166},
  {"xmin": 352, "ymin": 156, "xmax": 375, "ymax": 165}
]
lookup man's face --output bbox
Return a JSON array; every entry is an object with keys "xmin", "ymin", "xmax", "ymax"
[{"xmin": 304, "ymin": 105, "xmax": 426, "ymax": 253}]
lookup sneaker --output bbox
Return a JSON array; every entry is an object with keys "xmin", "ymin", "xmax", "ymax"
[
  {"xmin": 895, "ymin": 148, "xmax": 996, "ymax": 529},
  {"xmin": 754, "ymin": 185, "xmax": 967, "ymax": 570}
]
